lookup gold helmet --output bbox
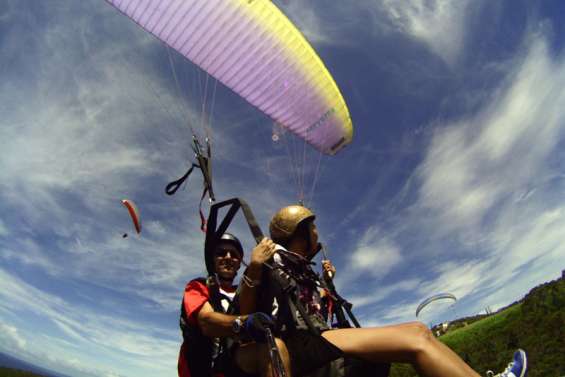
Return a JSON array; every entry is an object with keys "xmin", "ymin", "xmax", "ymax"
[{"xmin": 269, "ymin": 205, "xmax": 316, "ymax": 245}]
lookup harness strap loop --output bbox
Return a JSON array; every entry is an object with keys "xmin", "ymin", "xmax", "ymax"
[{"xmin": 165, "ymin": 163, "xmax": 200, "ymax": 196}]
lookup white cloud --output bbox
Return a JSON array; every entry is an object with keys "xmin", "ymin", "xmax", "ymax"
[
  {"xmin": 344, "ymin": 32, "xmax": 565, "ymax": 326},
  {"xmin": 404, "ymin": 33, "xmax": 565, "ymax": 318},
  {"xmin": 0, "ymin": 0, "xmax": 216, "ymax": 314},
  {"xmin": 281, "ymin": 1, "xmax": 329, "ymax": 45},
  {"xmin": 0, "ymin": 323, "xmax": 27, "ymax": 351},
  {"xmin": 349, "ymin": 226, "xmax": 403, "ymax": 278},
  {"xmin": 382, "ymin": 0, "xmax": 472, "ymax": 64},
  {"xmin": 362, "ymin": 300, "xmax": 417, "ymax": 327},
  {"xmin": 419, "ymin": 259, "xmax": 491, "ymax": 300},
  {"xmin": 1, "ymin": 238, "xmax": 60, "ymax": 273},
  {"xmin": 0, "ymin": 267, "xmax": 178, "ymax": 377},
  {"xmin": 349, "ymin": 278, "xmax": 420, "ymax": 309},
  {"xmin": 495, "ymin": 207, "xmax": 565, "ymax": 266},
  {"xmin": 418, "ymin": 36, "xmax": 565, "ymax": 235},
  {"xmin": 0, "ymin": 218, "xmax": 9, "ymax": 237}
]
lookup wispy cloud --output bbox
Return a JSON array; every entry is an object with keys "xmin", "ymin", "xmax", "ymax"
[
  {"xmin": 407, "ymin": 33, "xmax": 565, "ymax": 314},
  {"xmin": 349, "ymin": 278, "xmax": 420, "ymax": 309},
  {"xmin": 336, "ymin": 225, "xmax": 404, "ymax": 291},
  {"xmin": 0, "ymin": 0, "xmax": 213, "ymax": 308},
  {"xmin": 342, "ymin": 32, "xmax": 565, "ymax": 326},
  {"xmin": 350, "ymin": 226, "xmax": 403, "ymax": 277},
  {"xmin": 0, "ymin": 323, "xmax": 27, "ymax": 351},
  {"xmin": 417, "ymin": 35, "xmax": 565, "ymax": 237},
  {"xmin": 381, "ymin": 0, "xmax": 473, "ymax": 65},
  {"xmin": 0, "ymin": 219, "xmax": 9, "ymax": 237},
  {"xmin": 0, "ymin": 267, "xmax": 177, "ymax": 377}
]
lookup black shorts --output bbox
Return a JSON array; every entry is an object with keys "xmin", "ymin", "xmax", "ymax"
[
  {"xmin": 285, "ymin": 330, "xmax": 390, "ymax": 377},
  {"xmin": 225, "ymin": 332, "xmax": 341, "ymax": 377},
  {"xmin": 284, "ymin": 330, "xmax": 344, "ymax": 376},
  {"xmin": 303, "ymin": 356, "xmax": 391, "ymax": 377},
  {"xmin": 221, "ymin": 344, "xmax": 256, "ymax": 377}
]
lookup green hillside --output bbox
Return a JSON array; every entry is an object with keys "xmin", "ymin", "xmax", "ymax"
[{"xmin": 390, "ymin": 273, "xmax": 565, "ymax": 377}]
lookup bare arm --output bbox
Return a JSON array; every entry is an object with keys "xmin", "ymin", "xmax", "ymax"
[
  {"xmin": 239, "ymin": 263, "xmax": 262, "ymax": 314},
  {"xmin": 239, "ymin": 238, "xmax": 276, "ymax": 314},
  {"xmin": 197, "ymin": 301, "xmax": 246, "ymax": 338}
]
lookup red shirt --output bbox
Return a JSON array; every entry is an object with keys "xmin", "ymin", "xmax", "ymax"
[
  {"xmin": 178, "ymin": 280, "xmax": 209, "ymax": 377},
  {"xmin": 177, "ymin": 280, "xmax": 236, "ymax": 377}
]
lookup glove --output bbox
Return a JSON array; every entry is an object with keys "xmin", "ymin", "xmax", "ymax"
[{"xmin": 242, "ymin": 312, "xmax": 275, "ymax": 343}]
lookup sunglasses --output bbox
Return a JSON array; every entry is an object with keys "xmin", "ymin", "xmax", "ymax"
[{"xmin": 214, "ymin": 248, "xmax": 242, "ymax": 259}]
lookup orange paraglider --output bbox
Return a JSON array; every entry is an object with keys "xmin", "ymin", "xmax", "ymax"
[{"xmin": 122, "ymin": 199, "xmax": 141, "ymax": 236}]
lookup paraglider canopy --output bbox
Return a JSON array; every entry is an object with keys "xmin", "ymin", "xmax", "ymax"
[
  {"xmin": 416, "ymin": 293, "xmax": 457, "ymax": 318},
  {"xmin": 122, "ymin": 199, "xmax": 141, "ymax": 235},
  {"xmin": 105, "ymin": 0, "xmax": 353, "ymax": 155}
]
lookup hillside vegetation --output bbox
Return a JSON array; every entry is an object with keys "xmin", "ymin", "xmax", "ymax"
[{"xmin": 390, "ymin": 273, "xmax": 565, "ymax": 377}]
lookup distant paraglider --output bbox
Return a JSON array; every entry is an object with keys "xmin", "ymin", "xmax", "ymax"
[
  {"xmin": 122, "ymin": 199, "xmax": 141, "ymax": 237},
  {"xmin": 416, "ymin": 293, "xmax": 457, "ymax": 318}
]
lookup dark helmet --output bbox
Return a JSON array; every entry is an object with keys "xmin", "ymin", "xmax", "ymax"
[{"xmin": 217, "ymin": 232, "xmax": 244, "ymax": 258}]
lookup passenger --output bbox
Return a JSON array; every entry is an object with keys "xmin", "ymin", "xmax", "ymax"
[{"xmin": 237, "ymin": 205, "xmax": 528, "ymax": 377}]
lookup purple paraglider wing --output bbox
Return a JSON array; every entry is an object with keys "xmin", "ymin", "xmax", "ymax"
[{"xmin": 105, "ymin": 0, "xmax": 353, "ymax": 155}]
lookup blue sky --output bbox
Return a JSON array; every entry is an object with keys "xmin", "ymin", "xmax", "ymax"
[{"xmin": 1, "ymin": 1, "xmax": 565, "ymax": 376}]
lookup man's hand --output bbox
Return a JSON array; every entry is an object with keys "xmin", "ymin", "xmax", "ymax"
[
  {"xmin": 250, "ymin": 237, "xmax": 277, "ymax": 267},
  {"xmin": 321, "ymin": 259, "xmax": 336, "ymax": 280},
  {"xmin": 242, "ymin": 312, "xmax": 275, "ymax": 343}
]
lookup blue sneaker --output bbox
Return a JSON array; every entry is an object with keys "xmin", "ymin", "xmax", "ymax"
[{"xmin": 486, "ymin": 349, "xmax": 528, "ymax": 377}]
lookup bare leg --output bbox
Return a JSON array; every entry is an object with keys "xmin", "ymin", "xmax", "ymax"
[
  {"xmin": 321, "ymin": 321, "xmax": 480, "ymax": 377},
  {"xmin": 235, "ymin": 337, "xmax": 292, "ymax": 377}
]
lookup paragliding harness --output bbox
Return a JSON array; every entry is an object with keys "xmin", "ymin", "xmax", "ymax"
[
  {"xmin": 166, "ymin": 136, "xmax": 215, "ymax": 232},
  {"xmin": 204, "ymin": 199, "xmax": 368, "ymax": 376},
  {"xmin": 258, "ymin": 245, "xmax": 361, "ymax": 337},
  {"xmin": 257, "ymin": 246, "xmax": 393, "ymax": 377},
  {"xmin": 179, "ymin": 276, "xmax": 237, "ymax": 376},
  {"xmin": 204, "ymin": 198, "xmax": 359, "ymax": 335}
]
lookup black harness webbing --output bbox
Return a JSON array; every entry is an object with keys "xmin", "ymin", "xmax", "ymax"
[
  {"xmin": 165, "ymin": 136, "xmax": 215, "ymax": 232},
  {"xmin": 204, "ymin": 198, "xmax": 263, "ymax": 275},
  {"xmin": 165, "ymin": 163, "xmax": 199, "ymax": 196},
  {"xmin": 320, "ymin": 275, "xmax": 361, "ymax": 328},
  {"xmin": 269, "ymin": 257, "xmax": 322, "ymax": 336}
]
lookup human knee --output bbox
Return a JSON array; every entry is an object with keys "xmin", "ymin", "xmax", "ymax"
[{"xmin": 406, "ymin": 322, "xmax": 434, "ymax": 357}]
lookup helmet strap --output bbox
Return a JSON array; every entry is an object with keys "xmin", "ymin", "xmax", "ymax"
[{"xmin": 217, "ymin": 274, "xmax": 233, "ymax": 284}]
